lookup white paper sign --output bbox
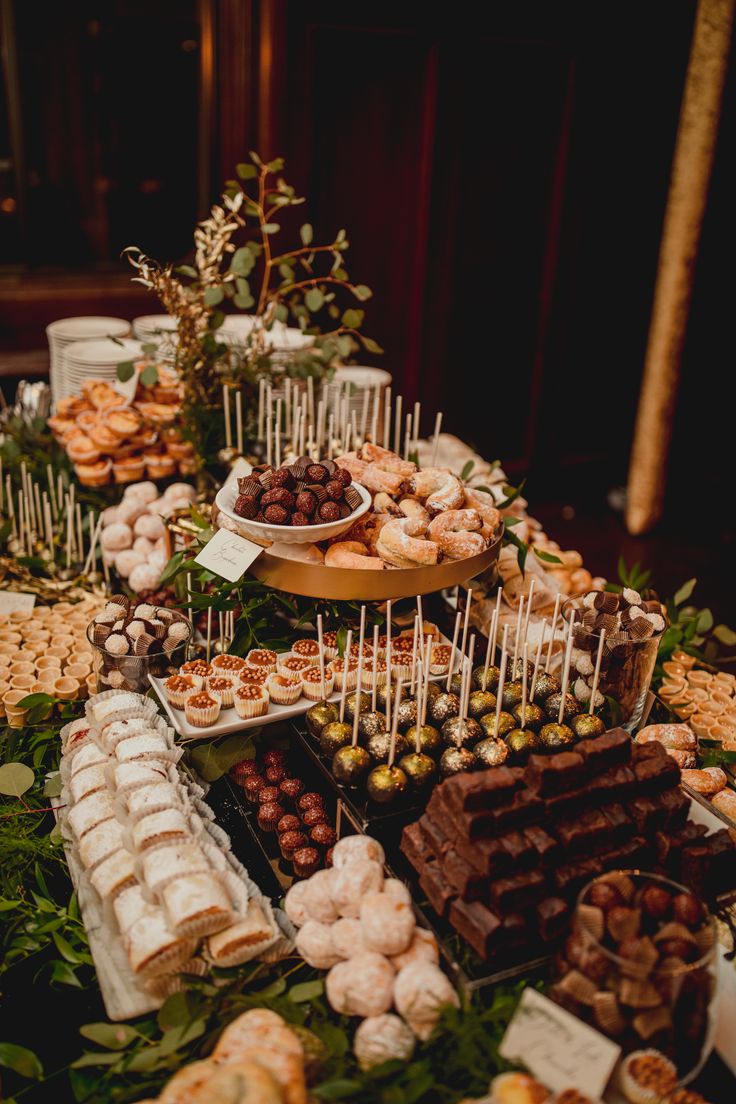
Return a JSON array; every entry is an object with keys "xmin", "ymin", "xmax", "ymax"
[
  {"xmin": 112, "ymin": 365, "xmax": 140, "ymax": 403},
  {"xmin": 194, "ymin": 528, "xmax": 264, "ymax": 583},
  {"xmin": 0, "ymin": 592, "xmax": 36, "ymax": 614},
  {"xmin": 499, "ymin": 988, "xmax": 620, "ymax": 1099}
]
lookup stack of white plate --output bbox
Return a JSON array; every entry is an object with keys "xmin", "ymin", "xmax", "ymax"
[
  {"xmin": 132, "ymin": 314, "xmax": 178, "ymax": 347},
  {"xmin": 60, "ymin": 339, "xmax": 145, "ymax": 403},
  {"xmin": 220, "ymin": 315, "xmax": 314, "ymax": 354},
  {"xmin": 322, "ymin": 366, "xmax": 393, "ymax": 441},
  {"xmin": 46, "ymin": 316, "xmax": 131, "ymax": 405}
]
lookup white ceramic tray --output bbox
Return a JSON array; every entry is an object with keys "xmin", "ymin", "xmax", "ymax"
[{"xmin": 149, "ymin": 636, "xmax": 462, "ymax": 741}]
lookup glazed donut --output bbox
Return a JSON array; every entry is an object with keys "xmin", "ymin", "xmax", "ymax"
[
  {"xmin": 324, "ymin": 541, "xmax": 385, "ymax": 571},
  {"xmin": 402, "ymin": 467, "xmax": 464, "ymax": 513},
  {"xmin": 635, "ymin": 723, "xmax": 697, "ymax": 751},
  {"xmin": 375, "ymin": 517, "xmax": 438, "ymax": 568},
  {"xmin": 681, "ymin": 767, "xmax": 727, "ymax": 795},
  {"xmin": 427, "ymin": 509, "xmax": 485, "ymax": 560},
  {"xmin": 360, "ymin": 442, "xmax": 417, "ymax": 478}
]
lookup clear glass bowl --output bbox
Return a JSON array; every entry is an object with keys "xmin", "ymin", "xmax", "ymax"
[
  {"xmin": 553, "ymin": 870, "xmax": 718, "ymax": 1085},
  {"xmin": 86, "ymin": 612, "xmax": 191, "ymax": 695},
  {"xmin": 564, "ymin": 597, "xmax": 664, "ymax": 732}
]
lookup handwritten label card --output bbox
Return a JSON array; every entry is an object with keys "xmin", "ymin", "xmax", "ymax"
[
  {"xmin": 0, "ymin": 592, "xmax": 36, "ymax": 614},
  {"xmin": 194, "ymin": 528, "xmax": 264, "ymax": 583},
  {"xmin": 499, "ymin": 988, "xmax": 620, "ymax": 1099}
]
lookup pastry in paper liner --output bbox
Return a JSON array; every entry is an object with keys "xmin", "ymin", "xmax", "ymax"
[
  {"xmin": 161, "ymin": 871, "xmax": 234, "ymax": 938},
  {"xmin": 89, "ymin": 848, "xmax": 137, "ymax": 900},
  {"xmin": 60, "ymin": 717, "xmax": 98, "ymax": 755},
  {"xmin": 115, "ymin": 733, "xmax": 179, "ymax": 766},
  {"xmin": 112, "ymin": 760, "xmax": 174, "ymax": 796},
  {"xmin": 131, "ymin": 808, "xmax": 192, "ymax": 853},
  {"xmin": 140, "ymin": 842, "xmax": 211, "ymax": 895},
  {"xmin": 86, "ymin": 690, "xmax": 159, "ymax": 727},
  {"xmin": 70, "ymin": 763, "xmax": 109, "ymax": 804},
  {"xmin": 144, "ymin": 956, "xmax": 209, "ymax": 1002},
  {"xmin": 67, "ymin": 791, "xmax": 116, "ymax": 840},
  {"xmin": 125, "ymin": 781, "xmax": 185, "ymax": 823},
  {"xmin": 100, "ymin": 716, "xmax": 157, "ymax": 753},
  {"xmin": 78, "ymin": 819, "xmax": 126, "ymax": 871},
  {"xmin": 125, "ymin": 908, "xmax": 197, "ymax": 980},
  {"xmin": 204, "ymin": 898, "xmax": 279, "ymax": 967},
  {"xmin": 69, "ymin": 742, "xmax": 109, "ymax": 778},
  {"xmin": 112, "ymin": 883, "xmax": 150, "ymax": 935}
]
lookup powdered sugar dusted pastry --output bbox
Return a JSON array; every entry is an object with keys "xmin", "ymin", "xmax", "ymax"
[
  {"xmin": 67, "ymin": 791, "xmax": 115, "ymax": 840},
  {"xmin": 79, "ymin": 819, "xmax": 126, "ymax": 870},
  {"xmin": 393, "ymin": 961, "xmax": 459, "ymax": 1039},
  {"xmin": 113, "ymin": 883, "xmax": 150, "ymax": 934},
  {"xmin": 300, "ymin": 869, "xmax": 340, "ymax": 924},
  {"xmin": 295, "ymin": 919, "xmax": 342, "ymax": 969},
  {"xmin": 711, "ymin": 789, "xmax": 736, "ymax": 820},
  {"xmin": 69, "ymin": 742, "xmax": 108, "ymax": 777},
  {"xmin": 681, "ymin": 767, "xmax": 727, "ymax": 795},
  {"xmin": 126, "ymin": 782, "xmax": 183, "ymax": 822},
  {"xmin": 331, "ymin": 835, "xmax": 385, "ymax": 869},
  {"xmin": 126, "ymin": 909, "xmax": 197, "ymax": 979},
  {"xmin": 70, "ymin": 763, "xmax": 108, "ymax": 804},
  {"xmin": 353, "ymin": 1014, "xmax": 415, "ymax": 1070},
  {"xmin": 383, "ymin": 878, "xmax": 412, "ymax": 906},
  {"xmin": 635, "ymin": 723, "xmax": 697, "ymax": 751},
  {"xmin": 390, "ymin": 927, "xmax": 439, "ymax": 971},
  {"xmin": 115, "ymin": 733, "xmax": 173, "ymax": 764},
  {"xmin": 161, "ymin": 872, "xmax": 234, "ymax": 938},
  {"xmin": 331, "ymin": 917, "xmax": 367, "ymax": 959},
  {"xmin": 331, "ymin": 860, "xmax": 384, "ymax": 918},
  {"xmin": 206, "ymin": 899, "xmax": 275, "ymax": 966},
  {"xmin": 132, "ymin": 808, "xmax": 190, "ymax": 852},
  {"xmin": 283, "ymin": 880, "xmax": 310, "ymax": 928},
  {"xmin": 360, "ymin": 891, "xmax": 414, "ymax": 956},
  {"xmin": 142, "ymin": 843, "xmax": 211, "ymax": 895},
  {"xmin": 114, "ymin": 761, "xmax": 170, "ymax": 795},
  {"xmin": 90, "ymin": 848, "xmax": 137, "ymax": 899},
  {"xmin": 325, "ymin": 951, "xmax": 395, "ymax": 1017}
]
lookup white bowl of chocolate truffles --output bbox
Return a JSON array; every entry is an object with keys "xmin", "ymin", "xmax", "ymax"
[
  {"xmin": 87, "ymin": 595, "xmax": 192, "ymax": 693},
  {"xmin": 215, "ymin": 456, "xmax": 371, "ymax": 545}
]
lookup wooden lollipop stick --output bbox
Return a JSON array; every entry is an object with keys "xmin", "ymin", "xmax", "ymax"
[
  {"xmin": 416, "ymin": 594, "xmax": 424, "ymax": 642},
  {"xmin": 545, "ymin": 594, "xmax": 562, "ymax": 672},
  {"xmin": 431, "ymin": 411, "xmax": 443, "ymax": 466},
  {"xmin": 493, "ymin": 625, "xmax": 509, "ymax": 738},
  {"xmin": 336, "ymin": 799, "xmax": 343, "ymax": 840},
  {"xmin": 385, "ymin": 599, "xmax": 392, "ymax": 709},
  {"xmin": 421, "ymin": 638, "xmax": 431, "ymax": 726},
  {"xmin": 520, "ymin": 642, "xmax": 529, "ymax": 728},
  {"xmin": 522, "ymin": 578, "xmax": 535, "ymax": 652},
  {"xmin": 340, "ymin": 629, "xmax": 353, "ymax": 724},
  {"xmin": 512, "ymin": 595, "xmax": 524, "ymax": 675},
  {"xmin": 223, "ymin": 385, "xmax": 232, "ymax": 448},
  {"xmin": 589, "ymin": 629, "xmax": 606, "ymax": 715},
  {"xmin": 206, "ymin": 608, "xmax": 213, "ymax": 662},
  {"xmin": 352, "ymin": 647, "xmax": 364, "ymax": 746},
  {"xmin": 410, "ymin": 615, "xmax": 419, "ymax": 695},
  {"xmin": 460, "ymin": 588, "xmax": 473, "ymax": 662},
  {"xmin": 529, "ymin": 619, "xmax": 547, "ymax": 703},
  {"xmin": 481, "ymin": 607, "xmax": 497, "ymax": 692},
  {"xmin": 372, "ymin": 624, "xmax": 379, "ymax": 712},
  {"xmin": 388, "ymin": 676, "xmax": 403, "ymax": 767},
  {"xmin": 317, "ymin": 614, "xmax": 326, "ymax": 700},
  {"xmin": 414, "ymin": 659, "xmax": 423, "ymax": 752},
  {"xmin": 445, "ymin": 611, "xmax": 461, "ymax": 692},
  {"xmin": 558, "ymin": 616, "xmax": 575, "ymax": 724},
  {"xmin": 462, "ymin": 635, "xmax": 475, "ymax": 719}
]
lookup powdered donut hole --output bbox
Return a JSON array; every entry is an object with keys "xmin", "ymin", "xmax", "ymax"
[
  {"xmin": 331, "ymin": 917, "xmax": 367, "ymax": 960},
  {"xmin": 114, "ymin": 550, "xmax": 146, "ymax": 579},
  {"xmin": 360, "ymin": 892, "xmax": 415, "ymax": 956},
  {"xmin": 295, "ymin": 920, "xmax": 342, "ymax": 969},
  {"xmin": 383, "ymin": 878, "xmax": 412, "ymax": 906},
  {"xmin": 331, "ymin": 860, "xmax": 384, "ymax": 918},
  {"xmin": 325, "ymin": 952, "xmax": 395, "ymax": 1017},
  {"xmin": 353, "ymin": 1014, "xmax": 415, "ymax": 1070},
  {"xmin": 300, "ymin": 869, "xmax": 339, "ymax": 924},
  {"xmin": 390, "ymin": 927, "xmax": 439, "ymax": 971},
  {"xmin": 134, "ymin": 513, "xmax": 166, "ymax": 541},
  {"xmin": 132, "ymin": 536, "xmax": 154, "ymax": 558},
  {"xmin": 101, "ymin": 523, "xmax": 133, "ymax": 552},
  {"xmin": 331, "ymin": 835, "xmax": 385, "ymax": 870},
  {"xmin": 124, "ymin": 481, "xmax": 159, "ymax": 504},
  {"xmin": 164, "ymin": 483, "xmax": 196, "ymax": 503},
  {"xmin": 128, "ymin": 563, "xmax": 162, "ymax": 594},
  {"xmin": 393, "ymin": 961, "xmax": 458, "ymax": 1040},
  {"xmin": 283, "ymin": 880, "xmax": 311, "ymax": 928}
]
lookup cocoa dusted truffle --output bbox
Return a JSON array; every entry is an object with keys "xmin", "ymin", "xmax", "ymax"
[
  {"xmin": 311, "ymin": 823, "xmax": 337, "ymax": 849},
  {"xmin": 279, "ymin": 777, "xmax": 306, "ymax": 803},
  {"xmin": 280, "ymin": 830, "xmax": 308, "ymax": 860},
  {"xmin": 298, "ymin": 792, "xmax": 325, "ymax": 813},
  {"xmin": 264, "ymin": 504, "xmax": 289, "ymax": 524},
  {"xmin": 318, "ymin": 501, "xmax": 341, "ymax": 522},
  {"xmin": 295, "ymin": 491, "xmax": 317, "ymax": 516},
  {"xmin": 302, "ymin": 806, "xmax": 329, "ymax": 829},
  {"xmin": 293, "ymin": 846, "xmax": 320, "ymax": 878},
  {"xmin": 277, "ymin": 814, "xmax": 301, "ymax": 835},
  {"xmin": 306, "ymin": 463, "xmax": 328, "ymax": 484}
]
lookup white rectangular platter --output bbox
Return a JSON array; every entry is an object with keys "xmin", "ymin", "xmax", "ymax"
[{"xmin": 149, "ymin": 635, "xmax": 462, "ymax": 741}]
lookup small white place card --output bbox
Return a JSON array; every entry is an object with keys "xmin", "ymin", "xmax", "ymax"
[
  {"xmin": 0, "ymin": 592, "xmax": 36, "ymax": 614},
  {"xmin": 194, "ymin": 528, "xmax": 264, "ymax": 583},
  {"xmin": 499, "ymin": 988, "xmax": 620, "ymax": 1099}
]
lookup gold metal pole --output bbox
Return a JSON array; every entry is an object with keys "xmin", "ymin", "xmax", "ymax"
[{"xmin": 626, "ymin": 0, "xmax": 735, "ymax": 535}]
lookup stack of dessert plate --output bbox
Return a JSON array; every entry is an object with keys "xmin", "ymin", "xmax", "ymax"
[
  {"xmin": 61, "ymin": 339, "xmax": 145, "ymax": 403},
  {"xmin": 322, "ymin": 365, "xmax": 392, "ymax": 439},
  {"xmin": 131, "ymin": 314, "xmax": 179, "ymax": 362},
  {"xmin": 220, "ymin": 315, "xmax": 314, "ymax": 355},
  {"xmin": 46, "ymin": 317, "xmax": 131, "ymax": 404}
]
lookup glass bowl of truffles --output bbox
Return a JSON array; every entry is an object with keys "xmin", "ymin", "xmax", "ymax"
[
  {"xmin": 87, "ymin": 596, "xmax": 192, "ymax": 694},
  {"xmin": 552, "ymin": 871, "xmax": 718, "ymax": 1086}
]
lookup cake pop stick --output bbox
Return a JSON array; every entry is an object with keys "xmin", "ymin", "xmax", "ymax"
[
  {"xmin": 340, "ymin": 629, "xmax": 353, "ymax": 724},
  {"xmin": 529, "ymin": 619, "xmax": 547, "ymax": 702},
  {"xmin": 223, "ymin": 385, "xmax": 232, "ymax": 448},
  {"xmin": 493, "ymin": 625, "xmax": 509, "ymax": 738},
  {"xmin": 76, "ymin": 503, "xmax": 83, "ymax": 567},
  {"xmin": 383, "ymin": 386, "xmax": 391, "ymax": 450},
  {"xmin": 371, "ymin": 386, "xmax": 379, "ymax": 444},
  {"xmin": 431, "ymin": 411, "xmax": 443, "ymax": 466},
  {"xmin": 235, "ymin": 391, "xmax": 243, "ymax": 455},
  {"xmin": 589, "ymin": 629, "xmax": 606, "ymax": 715},
  {"xmin": 421, "ymin": 638, "xmax": 431, "ymax": 726},
  {"xmin": 520, "ymin": 642, "xmax": 529, "ymax": 727},
  {"xmin": 414, "ymin": 659, "xmax": 423, "ymax": 752},
  {"xmin": 481, "ymin": 606, "xmax": 498, "ymax": 691},
  {"xmin": 385, "ymin": 599, "xmax": 392, "ymax": 709},
  {"xmin": 522, "ymin": 578, "xmax": 535, "ymax": 651},
  {"xmin": 317, "ymin": 613, "xmax": 326, "ymax": 699},
  {"xmin": 446, "ymin": 611, "xmax": 461, "ymax": 692},
  {"xmin": 463, "ymin": 635, "xmax": 476, "ymax": 719},
  {"xmin": 43, "ymin": 496, "xmax": 54, "ymax": 563},
  {"xmin": 328, "ymin": 412, "xmax": 335, "ymax": 460},
  {"xmin": 284, "ymin": 378, "xmax": 291, "ymax": 436},
  {"xmin": 394, "ymin": 394, "xmax": 402, "ymax": 455},
  {"xmin": 358, "ymin": 604, "xmax": 366, "ymax": 666},
  {"xmin": 336, "ymin": 798, "xmax": 343, "ymax": 840},
  {"xmin": 403, "ymin": 412, "xmax": 412, "ymax": 461},
  {"xmin": 307, "ymin": 376, "xmax": 315, "ymax": 433},
  {"xmin": 206, "ymin": 608, "xmax": 213, "ymax": 662},
  {"xmin": 186, "ymin": 573, "xmax": 194, "ymax": 632},
  {"xmin": 512, "ymin": 595, "xmax": 524, "ymax": 674},
  {"xmin": 34, "ymin": 482, "xmax": 43, "ymax": 544},
  {"xmin": 416, "ymin": 594, "xmax": 424, "ymax": 645},
  {"xmin": 47, "ymin": 463, "xmax": 58, "ymax": 521},
  {"xmin": 361, "ymin": 387, "xmax": 370, "ymax": 442},
  {"xmin": 372, "ymin": 624, "xmax": 379, "ymax": 711},
  {"xmin": 545, "ymin": 594, "xmax": 561, "ymax": 672},
  {"xmin": 387, "ymin": 676, "xmax": 403, "ymax": 767},
  {"xmin": 275, "ymin": 398, "xmax": 282, "ymax": 467},
  {"xmin": 218, "ymin": 612, "xmax": 225, "ymax": 654},
  {"xmin": 410, "ymin": 615, "xmax": 419, "ymax": 695},
  {"xmin": 460, "ymin": 588, "xmax": 473, "ymax": 664},
  {"xmin": 558, "ymin": 615, "xmax": 575, "ymax": 724},
  {"xmin": 352, "ymin": 647, "xmax": 364, "ymax": 747},
  {"xmin": 413, "ymin": 401, "xmax": 421, "ymax": 449},
  {"xmin": 257, "ymin": 379, "xmax": 265, "ymax": 439},
  {"xmin": 266, "ymin": 410, "xmax": 273, "ymax": 468}
]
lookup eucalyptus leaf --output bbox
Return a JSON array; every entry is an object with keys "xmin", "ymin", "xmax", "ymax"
[
  {"xmin": 314, "ymin": 1079, "xmax": 363, "ymax": 1100},
  {"xmin": 353, "ymin": 284, "xmax": 372, "ymax": 301},
  {"xmin": 70, "ymin": 1051, "xmax": 121, "ymax": 1069},
  {"xmin": 157, "ymin": 991, "xmax": 192, "ymax": 1032},
  {"xmin": 43, "ymin": 773, "xmax": 62, "ymax": 799},
  {"xmin": 674, "ymin": 577, "xmax": 697, "ymax": 606},
  {"xmin": 140, "ymin": 363, "xmax": 159, "ymax": 387},
  {"xmin": 116, "ymin": 361, "xmax": 135, "ymax": 383},
  {"xmin": 341, "ymin": 308, "xmax": 364, "ymax": 330},
  {"xmin": 230, "ymin": 246, "xmax": 256, "ymax": 277},
  {"xmin": 236, "ymin": 162, "xmax": 258, "ymax": 180},
  {"xmin": 696, "ymin": 608, "xmax": 713, "ymax": 634},
  {"xmin": 288, "ymin": 979, "xmax": 324, "ymax": 1003},
  {"xmin": 204, "ymin": 286, "xmax": 224, "ymax": 307},
  {"xmin": 305, "ymin": 288, "xmax": 325, "ymax": 312},
  {"xmin": 714, "ymin": 624, "xmax": 736, "ymax": 646},
  {"xmin": 262, "ymin": 223, "xmax": 280, "ymax": 234},
  {"xmin": 300, "ymin": 223, "xmax": 313, "ymax": 245},
  {"xmin": 189, "ymin": 733, "xmax": 254, "ymax": 782},
  {"xmin": 0, "ymin": 763, "xmax": 35, "ymax": 797},
  {"xmin": 80, "ymin": 1023, "xmax": 140, "ymax": 1050}
]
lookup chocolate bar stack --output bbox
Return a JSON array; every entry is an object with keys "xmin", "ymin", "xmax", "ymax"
[{"xmin": 401, "ymin": 728, "xmax": 736, "ymax": 963}]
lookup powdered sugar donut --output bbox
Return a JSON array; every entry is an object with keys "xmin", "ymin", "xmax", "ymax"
[
  {"xmin": 331, "ymin": 917, "xmax": 367, "ymax": 959},
  {"xmin": 134, "ymin": 513, "xmax": 166, "ymax": 541},
  {"xmin": 165, "ymin": 496, "xmax": 195, "ymax": 514},
  {"xmin": 295, "ymin": 920, "xmax": 341, "ymax": 969},
  {"xmin": 115, "ymin": 498, "xmax": 148, "ymax": 527},
  {"xmin": 114, "ymin": 549, "xmax": 145, "ymax": 579},
  {"xmin": 326, "ymin": 952, "xmax": 395, "ymax": 1017},
  {"xmin": 132, "ymin": 536, "xmax": 154, "ymax": 557},
  {"xmin": 383, "ymin": 879, "xmax": 412, "ymax": 906},
  {"xmin": 128, "ymin": 563, "xmax": 162, "ymax": 594},
  {"xmin": 393, "ymin": 962, "xmax": 458, "ymax": 1040},
  {"xmin": 331, "ymin": 860, "xmax": 384, "ymax": 918},
  {"xmin": 390, "ymin": 927, "xmax": 439, "ymax": 971},
  {"xmin": 164, "ymin": 482, "xmax": 196, "ymax": 502},
  {"xmin": 101, "ymin": 506, "xmax": 119, "ymax": 526},
  {"xmin": 353, "ymin": 1014, "xmax": 415, "ymax": 1070},
  {"xmin": 331, "ymin": 835, "xmax": 385, "ymax": 869},
  {"xmin": 124, "ymin": 481, "xmax": 159, "ymax": 504},
  {"xmin": 360, "ymin": 892, "xmax": 414, "ymax": 956},
  {"xmin": 301, "ymin": 869, "xmax": 339, "ymax": 924},
  {"xmin": 283, "ymin": 880, "xmax": 310, "ymax": 928},
  {"xmin": 148, "ymin": 547, "xmax": 168, "ymax": 573},
  {"xmin": 101, "ymin": 523, "xmax": 133, "ymax": 552}
]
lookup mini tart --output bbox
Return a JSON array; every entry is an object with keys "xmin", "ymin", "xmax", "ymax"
[
  {"xmin": 206, "ymin": 675, "xmax": 236, "ymax": 707},
  {"xmin": 145, "ymin": 453, "xmax": 176, "ymax": 479},
  {"xmin": 75, "ymin": 459, "xmax": 112, "ymax": 487},
  {"xmin": 113, "ymin": 456, "xmax": 146, "ymax": 483},
  {"xmin": 107, "ymin": 407, "xmax": 141, "ymax": 438},
  {"xmin": 301, "ymin": 665, "xmax": 335, "ymax": 701},
  {"xmin": 291, "ymin": 639, "xmax": 320, "ymax": 664},
  {"xmin": 266, "ymin": 673, "xmax": 302, "ymax": 705},
  {"xmin": 277, "ymin": 654, "xmax": 311, "ymax": 679},
  {"xmin": 362, "ymin": 658, "xmax": 388, "ymax": 688},
  {"xmin": 391, "ymin": 637, "xmax": 415, "ymax": 656},
  {"xmin": 163, "ymin": 673, "xmax": 201, "ymax": 709},
  {"xmin": 185, "ymin": 692, "xmax": 221, "ymax": 728},
  {"xmin": 391, "ymin": 656, "xmax": 414, "ymax": 682},
  {"xmin": 234, "ymin": 683, "xmax": 269, "ymax": 719},
  {"xmin": 328, "ymin": 656, "xmax": 359, "ymax": 691},
  {"xmin": 322, "ymin": 630, "xmax": 339, "ymax": 660},
  {"xmin": 245, "ymin": 648, "xmax": 278, "ymax": 673},
  {"xmin": 618, "ymin": 1050, "xmax": 677, "ymax": 1104},
  {"xmin": 210, "ymin": 653, "xmax": 248, "ymax": 675},
  {"xmin": 180, "ymin": 659, "xmax": 212, "ymax": 679},
  {"xmin": 430, "ymin": 644, "xmax": 453, "ymax": 675},
  {"xmin": 239, "ymin": 666, "xmax": 269, "ymax": 686}
]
